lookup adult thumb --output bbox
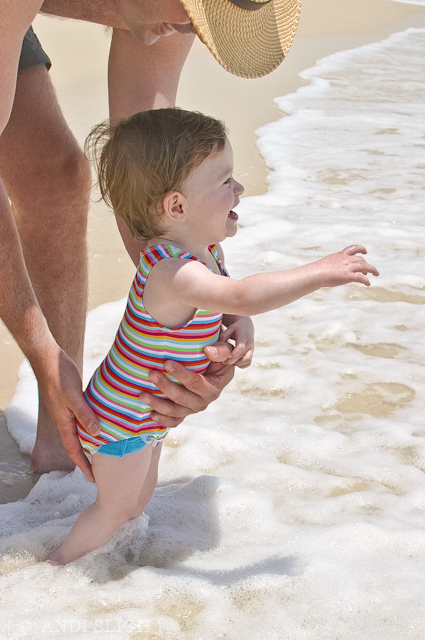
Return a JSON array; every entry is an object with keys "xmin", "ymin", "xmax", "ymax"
[
  {"xmin": 204, "ymin": 341, "xmax": 234, "ymax": 363},
  {"xmin": 73, "ymin": 397, "xmax": 100, "ymax": 436}
]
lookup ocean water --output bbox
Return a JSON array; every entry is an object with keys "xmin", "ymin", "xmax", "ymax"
[
  {"xmin": 1, "ymin": 26, "xmax": 425, "ymax": 640},
  {"xmin": 392, "ymin": 0, "xmax": 425, "ymax": 5}
]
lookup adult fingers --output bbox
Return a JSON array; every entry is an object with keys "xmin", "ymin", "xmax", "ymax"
[
  {"xmin": 59, "ymin": 427, "xmax": 95, "ymax": 482},
  {"xmin": 71, "ymin": 396, "xmax": 101, "ymax": 437},
  {"xmin": 72, "ymin": 449, "xmax": 95, "ymax": 483},
  {"xmin": 60, "ymin": 392, "xmax": 99, "ymax": 482},
  {"xmin": 204, "ymin": 341, "xmax": 234, "ymax": 363},
  {"xmin": 139, "ymin": 387, "xmax": 195, "ymax": 418},
  {"xmin": 150, "ymin": 413, "xmax": 184, "ymax": 429},
  {"xmin": 140, "ymin": 360, "xmax": 235, "ymax": 428},
  {"xmin": 139, "ymin": 361, "xmax": 235, "ymax": 421},
  {"xmin": 203, "ymin": 360, "xmax": 235, "ymax": 387},
  {"xmin": 162, "ymin": 360, "xmax": 220, "ymax": 401},
  {"xmin": 149, "ymin": 364, "xmax": 210, "ymax": 412}
]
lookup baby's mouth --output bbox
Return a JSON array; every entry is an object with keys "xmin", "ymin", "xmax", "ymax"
[{"xmin": 228, "ymin": 210, "xmax": 238, "ymax": 220}]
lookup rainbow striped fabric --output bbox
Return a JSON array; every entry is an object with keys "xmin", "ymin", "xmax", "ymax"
[{"xmin": 77, "ymin": 244, "xmax": 226, "ymax": 453}]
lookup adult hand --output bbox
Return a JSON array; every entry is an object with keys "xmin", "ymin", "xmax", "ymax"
[
  {"xmin": 36, "ymin": 349, "xmax": 100, "ymax": 482},
  {"xmin": 139, "ymin": 342, "xmax": 235, "ymax": 428}
]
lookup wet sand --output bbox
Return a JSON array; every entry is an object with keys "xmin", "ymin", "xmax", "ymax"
[{"xmin": 0, "ymin": 0, "xmax": 424, "ymax": 502}]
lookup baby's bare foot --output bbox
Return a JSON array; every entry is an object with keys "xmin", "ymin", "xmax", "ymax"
[{"xmin": 45, "ymin": 549, "xmax": 65, "ymax": 565}]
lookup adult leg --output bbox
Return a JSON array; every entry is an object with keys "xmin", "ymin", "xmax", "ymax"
[
  {"xmin": 0, "ymin": 64, "xmax": 91, "ymax": 473},
  {"xmin": 47, "ymin": 443, "xmax": 155, "ymax": 564}
]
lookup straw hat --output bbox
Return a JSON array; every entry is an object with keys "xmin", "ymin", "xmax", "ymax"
[{"xmin": 180, "ymin": 0, "xmax": 302, "ymax": 79}]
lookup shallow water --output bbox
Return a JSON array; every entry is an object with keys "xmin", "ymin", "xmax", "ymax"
[{"xmin": 2, "ymin": 26, "xmax": 425, "ymax": 640}]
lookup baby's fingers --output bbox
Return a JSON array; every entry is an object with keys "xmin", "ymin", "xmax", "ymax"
[
  {"xmin": 356, "ymin": 274, "xmax": 371, "ymax": 286},
  {"xmin": 234, "ymin": 349, "xmax": 254, "ymax": 369},
  {"xmin": 226, "ymin": 340, "xmax": 247, "ymax": 362},
  {"xmin": 344, "ymin": 244, "xmax": 367, "ymax": 256},
  {"xmin": 358, "ymin": 261, "xmax": 379, "ymax": 277},
  {"xmin": 352, "ymin": 261, "xmax": 379, "ymax": 285}
]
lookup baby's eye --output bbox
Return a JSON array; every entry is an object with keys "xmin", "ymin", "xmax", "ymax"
[{"xmin": 223, "ymin": 177, "xmax": 232, "ymax": 184}]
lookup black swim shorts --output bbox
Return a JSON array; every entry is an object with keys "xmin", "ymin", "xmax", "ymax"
[{"xmin": 18, "ymin": 26, "xmax": 51, "ymax": 71}]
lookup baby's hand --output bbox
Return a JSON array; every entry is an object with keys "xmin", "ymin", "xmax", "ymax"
[
  {"xmin": 205, "ymin": 316, "xmax": 255, "ymax": 369},
  {"xmin": 318, "ymin": 245, "xmax": 379, "ymax": 287}
]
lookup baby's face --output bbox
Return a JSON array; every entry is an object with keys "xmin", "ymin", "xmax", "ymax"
[{"xmin": 184, "ymin": 139, "xmax": 244, "ymax": 245}]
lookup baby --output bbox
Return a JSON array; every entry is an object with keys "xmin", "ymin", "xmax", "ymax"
[{"xmin": 47, "ymin": 108, "xmax": 378, "ymax": 564}]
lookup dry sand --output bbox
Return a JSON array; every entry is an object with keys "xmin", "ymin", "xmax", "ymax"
[{"xmin": 0, "ymin": 0, "xmax": 424, "ymax": 501}]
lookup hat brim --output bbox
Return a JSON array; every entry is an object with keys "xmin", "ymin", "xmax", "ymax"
[{"xmin": 180, "ymin": 0, "xmax": 302, "ymax": 79}]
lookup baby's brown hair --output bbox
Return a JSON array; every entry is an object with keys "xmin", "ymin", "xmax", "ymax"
[{"xmin": 85, "ymin": 108, "xmax": 227, "ymax": 240}]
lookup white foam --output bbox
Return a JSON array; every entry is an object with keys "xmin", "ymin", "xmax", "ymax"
[
  {"xmin": 391, "ymin": 0, "xmax": 425, "ymax": 5},
  {"xmin": 2, "ymin": 28, "xmax": 425, "ymax": 640}
]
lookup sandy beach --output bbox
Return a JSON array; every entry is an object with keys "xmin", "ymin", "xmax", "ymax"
[{"xmin": 0, "ymin": 0, "xmax": 424, "ymax": 504}]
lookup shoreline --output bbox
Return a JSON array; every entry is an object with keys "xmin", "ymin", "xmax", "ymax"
[{"xmin": 0, "ymin": 0, "xmax": 424, "ymax": 503}]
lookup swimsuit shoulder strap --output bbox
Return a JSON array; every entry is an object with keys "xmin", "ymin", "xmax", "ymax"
[
  {"xmin": 208, "ymin": 244, "xmax": 229, "ymax": 277},
  {"xmin": 134, "ymin": 244, "xmax": 200, "ymax": 300},
  {"xmin": 138, "ymin": 244, "xmax": 200, "ymax": 278}
]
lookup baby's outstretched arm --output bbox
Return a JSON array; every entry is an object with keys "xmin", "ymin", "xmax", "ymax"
[{"xmin": 152, "ymin": 245, "xmax": 379, "ymax": 318}]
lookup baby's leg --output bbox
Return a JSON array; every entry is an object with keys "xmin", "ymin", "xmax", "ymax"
[
  {"xmin": 131, "ymin": 442, "xmax": 163, "ymax": 519},
  {"xmin": 46, "ymin": 443, "xmax": 155, "ymax": 565}
]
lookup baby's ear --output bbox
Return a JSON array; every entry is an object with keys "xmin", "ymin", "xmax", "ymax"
[{"xmin": 162, "ymin": 191, "xmax": 188, "ymax": 223}]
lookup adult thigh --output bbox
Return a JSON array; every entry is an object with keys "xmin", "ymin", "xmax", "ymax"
[{"xmin": 0, "ymin": 64, "xmax": 90, "ymax": 224}]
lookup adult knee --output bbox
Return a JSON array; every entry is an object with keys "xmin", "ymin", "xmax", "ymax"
[
  {"xmin": 44, "ymin": 143, "xmax": 91, "ymax": 215},
  {"xmin": 8, "ymin": 138, "xmax": 91, "ymax": 229},
  {"xmin": 63, "ymin": 144, "xmax": 91, "ymax": 192}
]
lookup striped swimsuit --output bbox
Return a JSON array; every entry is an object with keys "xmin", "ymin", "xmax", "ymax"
[{"xmin": 77, "ymin": 244, "xmax": 226, "ymax": 454}]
